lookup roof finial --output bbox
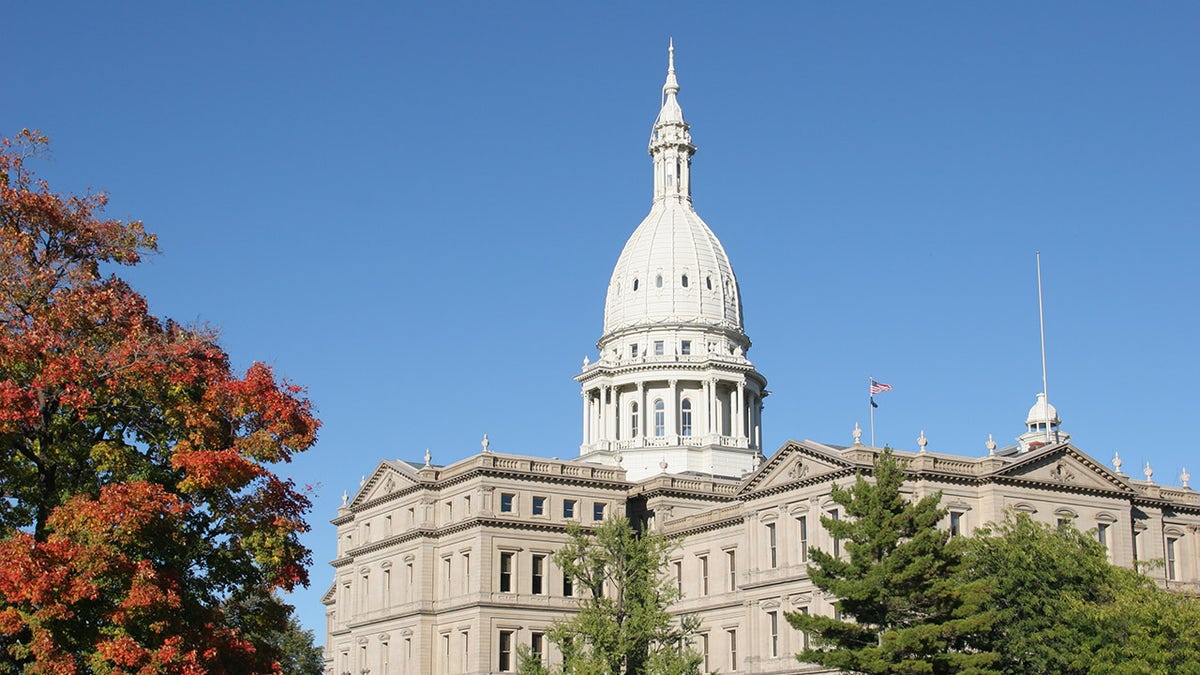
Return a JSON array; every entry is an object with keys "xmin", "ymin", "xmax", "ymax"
[{"xmin": 663, "ymin": 38, "xmax": 680, "ymax": 97}]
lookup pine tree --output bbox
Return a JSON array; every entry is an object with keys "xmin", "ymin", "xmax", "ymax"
[{"xmin": 786, "ymin": 448, "xmax": 997, "ymax": 674}]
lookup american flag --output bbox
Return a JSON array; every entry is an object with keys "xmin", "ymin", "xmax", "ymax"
[{"xmin": 870, "ymin": 380, "xmax": 893, "ymax": 395}]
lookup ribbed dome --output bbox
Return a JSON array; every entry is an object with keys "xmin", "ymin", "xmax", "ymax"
[
  {"xmin": 1025, "ymin": 392, "xmax": 1060, "ymax": 426},
  {"xmin": 601, "ymin": 202, "xmax": 742, "ymax": 337}
]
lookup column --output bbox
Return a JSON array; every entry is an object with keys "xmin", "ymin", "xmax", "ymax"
[
  {"xmin": 581, "ymin": 390, "xmax": 589, "ymax": 445},
  {"xmin": 607, "ymin": 386, "xmax": 618, "ymax": 441},
  {"xmin": 736, "ymin": 381, "xmax": 746, "ymax": 444},
  {"xmin": 701, "ymin": 379, "xmax": 711, "ymax": 438},
  {"xmin": 709, "ymin": 378, "xmax": 718, "ymax": 436},
  {"xmin": 668, "ymin": 379, "xmax": 678, "ymax": 442},
  {"xmin": 639, "ymin": 383, "xmax": 647, "ymax": 446},
  {"xmin": 599, "ymin": 386, "xmax": 609, "ymax": 445}
]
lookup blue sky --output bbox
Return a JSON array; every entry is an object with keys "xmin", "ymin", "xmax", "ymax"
[{"xmin": 8, "ymin": 2, "xmax": 1199, "ymax": 639}]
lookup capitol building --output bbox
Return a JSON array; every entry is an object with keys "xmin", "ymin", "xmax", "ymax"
[{"xmin": 323, "ymin": 46, "xmax": 1199, "ymax": 675}]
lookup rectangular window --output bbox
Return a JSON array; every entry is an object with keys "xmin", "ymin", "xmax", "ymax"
[
  {"xmin": 532, "ymin": 554, "xmax": 546, "ymax": 595},
  {"xmin": 631, "ymin": 344, "xmax": 639, "ymax": 358},
  {"xmin": 1097, "ymin": 523, "xmax": 1109, "ymax": 548},
  {"xmin": 382, "ymin": 569, "xmax": 391, "ymax": 605},
  {"xmin": 445, "ymin": 501, "xmax": 453, "ymax": 520},
  {"xmin": 654, "ymin": 340, "xmax": 664, "ymax": 356},
  {"xmin": 700, "ymin": 633, "xmax": 710, "ymax": 672},
  {"xmin": 699, "ymin": 555, "xmax": 709, "ymax": 595},
  {"xmin": 500, "ymin": 552, "xmax": 514, "ymax": 592},
  {"xmin": 405, "ymin": 562, "xmax": 414, "ymax": 600},
  {"xmin": 380, "ymin": 640, "xmax": 389, "ymax": 675},
  {"xmin": 767, "ymin": 522, "xmax": 778, "ymax": 568},
  {"xmin": 407, "ymin": 507, "xmax": 415, "ymax": 526},
  {"xmin": 461, "ymin": 631, "xmax": 469, "ymax": 669},
  {"xmin": 728, "ymin": 629, "xmax": 738, "ymax": 671},
  {"xmin": 681, "ymin": 340, "xmax": 691, "ymax": 355},
  {"xmin": 1167, "ymin": 537, "xmax": 1179, "ymax": 581},
  {"xmin": 531, "ymin": 632, "xmax": 545, "ymax": 664},
  {"xmin": 441, "ymin": 634, "xmax": 450, "ymax": 673},
  {"xmin": 563, "ymin": 499, "xmax": 576, "ymax": 518},
  {"xmin": 950, "ymin": 512, "xmax": 962, "ymax": 537},
  {"xmin": 798, "ymin": 515, "xmax": 808, "ymax": 562},
  {"xmin": 563, "ymin": 572, "xmax": 574, "ymax": 597},
  {"xmin": 798, "ymin": 607, "xmax": 811, "ymax": 650},
  {"xmin": 532, "ymin": 496, "xmax": 545, "ymax": 516},
  {"xmin": 1057, "ymin": 517, "xmax": 1069, "ymax": 528},
  {"xmin": 500, "ymin": 493, "xmax": 515, "ymax": 513},
  {"xmin": 464, "ymin": 495, "xmax": 471, "ymax": 513},
  {"xmin": 364, "ymin": 522, "xmax": 371, "ymax": 543},
  {"xmin": 443, "ymin": 556, "xmax": 452, "ymax": 594},
  {"xmin": 768, "ymin": 610, "xmax": 779, "ymax": 657},
  {"xmin": 830, "ymin": 509, "xmax": 841, "ymax": 558},
  {"xmin": 498, "ymin": 630, "xmax": 514, "ymax": 672},
  {"xmin": 593, "ymin": 502, "xmax": 607, "ymax": 521},
  {"xmin": 673, "ymin": 560, "xmax": 683, "ymax": 594},
  {"xmin": 727, "ymin": 550, "xmax": 736, "ymax": 591},
  {"xmin": 463, "ymin": 552, "xmax": 471, "ymax": 589},
  {"xmin": 385, "ymin": 514, "xmax": 392, "ymax": 536}
]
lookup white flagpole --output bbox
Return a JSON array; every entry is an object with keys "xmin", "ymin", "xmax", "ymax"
[
  {"xmin": 869, "ymin": 375, "xmax": 875, "ymax": 448},
  {"xmin": 1036, "ymin": 252, "xmax": 1052, "ymax": 445}
]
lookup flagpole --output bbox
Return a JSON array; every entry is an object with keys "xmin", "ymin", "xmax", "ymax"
[
  {"xmin": 869, "ymin": 375, "xmax": 875, "ymax": 448},
  {"xmin": 1036, "ymin": 252, "xmax": 1052, "ymax": 445}
]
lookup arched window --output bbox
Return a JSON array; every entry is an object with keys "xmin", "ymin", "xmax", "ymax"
[
  {"xmin": 631, "ymin": 402, "xmax": 640, "ymax": 438},
  {"xmin": 654, "ymin": 399, "xmax": 665, "ymax": 437},
  {"xmin": 633, "ymin": 278, "xmax": 639, "ymax": 291},
  {"xmin": 681, "ymin": 274, "xmax": 689, "ymax": 288},
  {"xmin": 680, "ymin": 399, "xmax": 693, "ymax": 437},
  {"xmin": 655, "ymin": 274, "xmax": 663, "ymax": 288},
  {"xmin": 706, "ymin": 275, "xmax": 713, "ymax": 290}
]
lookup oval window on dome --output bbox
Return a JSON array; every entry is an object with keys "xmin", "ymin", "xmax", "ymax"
[
  {"xmin": 706, "ymin": 276, "xmax": 713, "ymax": 290},
  {"xmin": 656, "ymin": 275, "xmax": 663, "ymax": 288},
  {"xmin": 633, "ymin": 278, "xmax": 639, "ymax": 291},
  {"xmin": 681, "ymin": 274, "xmax": 689, "ymax": 288}
]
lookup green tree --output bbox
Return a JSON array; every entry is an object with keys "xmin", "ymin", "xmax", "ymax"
[
  {"xmin": 518, "ymin": 517, "xmax": 701, "ymax": 675},
  {"xmin": 222, "ymin": 589, "xmax": 323, "ymax": 675},
  {"xmin": 959, "ymin": 512, "xmax": 1167, "ymax": 675},
  {"xmin": 960, "ymin": 513, "xmax": 1111, "ymax": 674},
  {"xmin": 786, "ymin": 448, "xmax": 997, "ymax": 674},
  {"xmin": 1078, "ymin": 569, "xmax": 1200, "ymax": 674}
]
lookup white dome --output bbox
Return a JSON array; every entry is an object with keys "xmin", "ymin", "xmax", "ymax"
[
  {"xmin": 601, "ymin": 202, "xmax": 742, "ymax": 338},
  {"xmin": 1025, "ymin": 392, "xmax": 1060, "ymax": 426}
]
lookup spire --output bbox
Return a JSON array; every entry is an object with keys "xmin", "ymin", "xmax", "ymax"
[
  {"xmin": 663, "ymin": 38, "xmax": 680, "ymax": 98},
  {"xmin": 649, "ymin": 39, "xmax": 695, "ymax": 204}
]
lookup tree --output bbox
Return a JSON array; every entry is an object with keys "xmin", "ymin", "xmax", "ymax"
[
  {"xmin": 223, "ymin": 590, "xmax": 323, "ymax": 675},
  {"xmin": 786, "ymin": 448, "xmax": 997, "ymax": 674},
  {"xmin": 518, "ymin": 517, "xmax": 702, "ymax": 675},
  {"xmin": 1077, "ymin": 569, "xmax": 1200, "ymax": 674},
  {"xmin": 959, "ymin": 512, "xmax": 1200, "ymax": 674},
  {"xmin": 0, "ymin": 130, "xmax": 320, "ymax": 673}
]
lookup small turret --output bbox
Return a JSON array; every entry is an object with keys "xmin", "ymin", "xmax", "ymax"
[{"xmin": 1017, "ymin": 392, "xmax": 1070, "ymax": 452}]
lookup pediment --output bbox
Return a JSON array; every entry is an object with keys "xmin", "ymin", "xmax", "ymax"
[
  {"xmin": 990, "ymin": 443, "xmax": 1134, "ymax": 494},
  {"xmin": 350, "ymin": 460, "xmax": 421, "ymax": 507},
  {"xmin": 739, "ymin": 440, "xmax": 857, "ymax": 495}
]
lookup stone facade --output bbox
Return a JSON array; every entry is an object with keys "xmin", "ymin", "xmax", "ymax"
[{"xmin": 323, "ymin": 46, "xmax": 1200, "ymax": 674}]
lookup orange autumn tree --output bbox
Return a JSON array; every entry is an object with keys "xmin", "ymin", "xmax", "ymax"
[{"xmin": 0, "ymin": 130, "xmax": 320, "ymax": 674}]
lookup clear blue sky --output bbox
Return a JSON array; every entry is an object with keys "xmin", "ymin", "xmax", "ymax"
[{"xmin": 8, "ymin": 1, "xmax": 1199, "ymax": 640}]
